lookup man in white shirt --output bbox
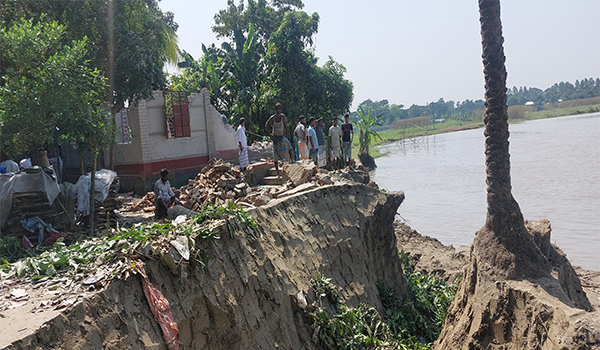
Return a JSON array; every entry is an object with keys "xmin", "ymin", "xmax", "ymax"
[
  {"xmin": 294, "ymin": 116, "xmax": 308, "ymax": 160},
  {"xmin": 154, "ymin": 168, "xmax": 177, "ymax": 219},
  {"xmin": 328, "ymin": 117, "xmax": 342, "ymax": 170},
  {"xmin": 237, "ymin": 118, "xmax": 249, "ymax": 171}
]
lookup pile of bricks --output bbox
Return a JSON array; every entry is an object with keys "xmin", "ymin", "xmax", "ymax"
[
  {"xmin": 127, "ymin": 192, "xmax": 155, "ymax": 213},
  {"xmin": 179, "ymin": 159, "xmax": 250, "ymax": 210},
  {"xmin": 126, "ymin": 159, "xmax": 335, "ymax": 213}
]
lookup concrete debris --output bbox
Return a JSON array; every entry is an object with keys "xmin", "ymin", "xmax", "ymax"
[
  {"xmin": 124, "ymin": 158, "xmax": 376, "ymax": 216},
  {"xmin": 247, "ymin": 141, "xmax": 272, "ymax": 159},
  {"xmin": 284, "ymin": 161, "xmax": 317, "ymax": 187},
  {"xmin": 9, "ymin": 289, "xmax": 28, "ymax": 302}
]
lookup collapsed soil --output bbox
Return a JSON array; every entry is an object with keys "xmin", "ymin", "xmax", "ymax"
[
  {"xmin": 394, "ymin": 221, "xmax": 600, "ymax": 350},
  {"xmin": 2, "ymin": 182, "xmax": 599, "ymax": 349},
  {"xmin": 3, "ymin": 183, "xmax": 406, "ymax": 350}
]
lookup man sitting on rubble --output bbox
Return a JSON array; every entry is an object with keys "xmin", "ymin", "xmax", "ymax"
[{"xmin": 154, "ymin": 168, "xmax": 178, "ymax": 219}]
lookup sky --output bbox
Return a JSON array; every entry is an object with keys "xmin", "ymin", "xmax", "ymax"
[{"xmin": 159, "ymin": 0, "xmax": 600, "ymax": 110}]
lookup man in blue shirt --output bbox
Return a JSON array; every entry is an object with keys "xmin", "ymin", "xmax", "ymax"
[
  {"xmin": 316, "ymin": 119, "xmax": 326, "ymax": 167},
  {"xmin": 307, "ymin": 117, "xmax": 318, "ymax": 165}
]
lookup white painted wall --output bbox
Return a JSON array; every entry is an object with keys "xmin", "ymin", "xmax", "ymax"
[{"xmin": 114, "ymin": 90, "xmax": 237, "ymax": 166}]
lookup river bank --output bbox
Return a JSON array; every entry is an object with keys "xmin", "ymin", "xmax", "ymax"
[
  {"xmin": 365, "ymin": 102, "xmax": 600, "ymax": 158},
  {"xmin": 1, "ymin": 166, "xmax": 598, "ymax": 349},
  {"xmin": 395, "ymin": 220, "xmax": 600, "ymax": 349}
]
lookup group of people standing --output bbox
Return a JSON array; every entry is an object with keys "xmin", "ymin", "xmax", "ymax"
[
  {"xmin": 293, "ymin": 113, "xmax": 353, "ymax": 170},
  {"xmin": 236, "ymin": 103, "xmax": 355, "ymax": 175}
]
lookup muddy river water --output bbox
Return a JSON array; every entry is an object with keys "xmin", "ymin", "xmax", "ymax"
[{"xmin": 373, "ymin": 112, "xmax": 600, "ymax": 271}]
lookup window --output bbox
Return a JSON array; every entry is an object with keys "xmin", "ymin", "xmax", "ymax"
[
  {"xmin": 164, "ymin": 90, "xmax": 190, "ymax": 138},
  {"xmin": 115, "ymin": 108, "xmax": 132, "ymax": 144}
]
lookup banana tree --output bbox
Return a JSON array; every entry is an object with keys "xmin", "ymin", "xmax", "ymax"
[
  {"xmin": 175, "ymin": 45, "xmax": 230, "ymax": 113},
  {"xmin": 220, "ymin": 23, "xmax": 264, "ymax": 122},
  {"xmin": 355, "ymin": 107, "xmax": 383, "ymax": 155}
]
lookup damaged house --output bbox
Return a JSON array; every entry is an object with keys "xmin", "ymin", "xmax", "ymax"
[{"xmin": 63, "ymin": 89, "xmax": 239, "ymax": 194}]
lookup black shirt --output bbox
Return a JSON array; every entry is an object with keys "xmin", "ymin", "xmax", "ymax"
[{"xmin": 341, "ymin": 123, "xmax": 353, "ymax": 142}]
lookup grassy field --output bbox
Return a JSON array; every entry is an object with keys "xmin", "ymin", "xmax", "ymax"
[
  {"xmin": 360, "ymin": 101, "xmax": 600, "ymax": 159},
  {"xmin": 511, "ymin": 104, "xmax": 600, "ymax": 121},
  {"xmin": 352, "ymin": 119, "xmax": 483, "ymax": 159}
]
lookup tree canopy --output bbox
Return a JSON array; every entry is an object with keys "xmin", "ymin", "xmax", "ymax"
[
  {"xmin": 171, "ymin": 0, "xmax": 353, "ymax": 140},
  {"xmin": 0, "ymin": 0, "xmax": 179, "ymax": 109},
  {"xmin": 0, "ymin": 17, "xmax": 108, "ymax": 158}
]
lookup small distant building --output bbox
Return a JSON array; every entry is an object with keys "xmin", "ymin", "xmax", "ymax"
[{"xmin": 525, "ymin": 101, "xmax": 534, "ymax": 106}]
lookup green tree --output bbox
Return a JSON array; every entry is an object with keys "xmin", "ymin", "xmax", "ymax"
[
  {"xmin": 212, "ymin": 0, "xmax": 304, "ymax": 43},
  {"xmin": 265, "ymin": 10, "xmax": 320, "ymax": 119},
  {"xmin": 173, "ymin": 45, "xmax": 226, "ymax": 111},
  {"xmin": 0, "ymin": 0, "xmax": 179, "ymax": 108},
  {"xmin": 0, "ymin": 16, "xmax": 111, "ymax": 234},
  {"xmin": 220, "ymin": 24, "xmax": 264, "ymax": 121},
  {"xmin": 0, "ymin": 17, "xmax": 104, "ymax": 159},
  {"xmin": 1, "ymin": 0, "xmax": 180, "ymax": 169},
  {"xmin": 60, "ymin": 106, "xmax": 113, "ymax": 235},
  {"xmin": 175, "ymin": 3, "xmax": 353, "ymax": 138},
  {"xmin": 354, "ymin": 107, "xmax": 383, "ymax": 155},
  {"xmin": 305, "ymin": 57, "xmax": 354, "ymax": 124}
]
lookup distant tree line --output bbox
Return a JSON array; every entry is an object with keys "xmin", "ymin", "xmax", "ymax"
[
  {"xmin": 349, "ymin": 98, "xmax": 485, "ymax": 126},
  {"xmin": 352, "ymin": 77, "xmax": 600, "ymax": 127},
  {"xmin": 507, "ymin": 78, "xmax": 600, "ymax": 109}
]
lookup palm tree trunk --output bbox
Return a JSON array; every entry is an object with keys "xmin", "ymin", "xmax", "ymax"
[
  {"xmin": 476, "ymin": 0, "xmax": 549, "ymax": 279},
  {"xmin": 480, "ymin": 0, "xmax": 517, "ymax": 228}
]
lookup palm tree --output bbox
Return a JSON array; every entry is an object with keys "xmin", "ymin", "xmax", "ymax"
[
  {"xmin": 355, "ymin": 107, "xmax": 383, "ymax": 155},
  {"xmin": 475, "ymin": 0, "xmax": 548, "ymax": 279}
]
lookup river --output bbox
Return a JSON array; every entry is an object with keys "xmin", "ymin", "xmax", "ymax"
[{"xmin": 373, "ymin": 112, "xmax": 600, "ymax": 271}]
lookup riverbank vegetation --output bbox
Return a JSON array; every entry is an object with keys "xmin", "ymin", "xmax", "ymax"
[
  {"xmin": 351, "ymin": 78, "xmax": 599, "ymax": 128},
  {"xmin": 308, "ymin": 252, "xmax": 458, "ymax": 349},
  {"xmin": 360, "ymin": 96, "xmax": 600, "ymax": 158}
]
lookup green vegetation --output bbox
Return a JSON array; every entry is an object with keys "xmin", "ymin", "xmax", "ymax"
[
  {"xmin": 0, "ymin": 0, "xmax": 179, "ymax": 111},
  {"xmin": 358, "ymin": 97, "xmax": 600, "ymax": 159},
  {"xmin": 171, "ymin": 1, "xmax": 353, "ymax": 141},
  {"xmin": 350, "ymin": 78, "xmax": 599, "ymax": 129},
  {"xmin": 0, "ymin": 0, "xmax": 179, "ymax": 170},
  {"xmin": 352, "ymin": 118, "xmax": 483, "ymax": 159},
  {"xmin": 511, "ymin": 103, "xmax": 600, "ymax": 121},
  {"xmin": 0, "ymin": 203, "xmax": 256, "ymax": 281},
  {"xmin": 308, "ymin": 252, "xmax": 459, "ymax": 349},
  {"xmin": 355, "ymin": 107, "xmax": 383, "ymax": 156},
  {"xmin": 0, "ymin": 17, "xmax": 108, "ymax": 158}
]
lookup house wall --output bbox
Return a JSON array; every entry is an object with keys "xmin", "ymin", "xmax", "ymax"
[
  {"xmin": 115, "ymin": 90, "xmax": 238, "ymax": 193},
  {"xmin": 205, "ymin": 93, "xmax": 239, "ymax": 161},
  {"xmin": 63, "ymin": 89, "xmax": 238, "ymax": 194}
]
